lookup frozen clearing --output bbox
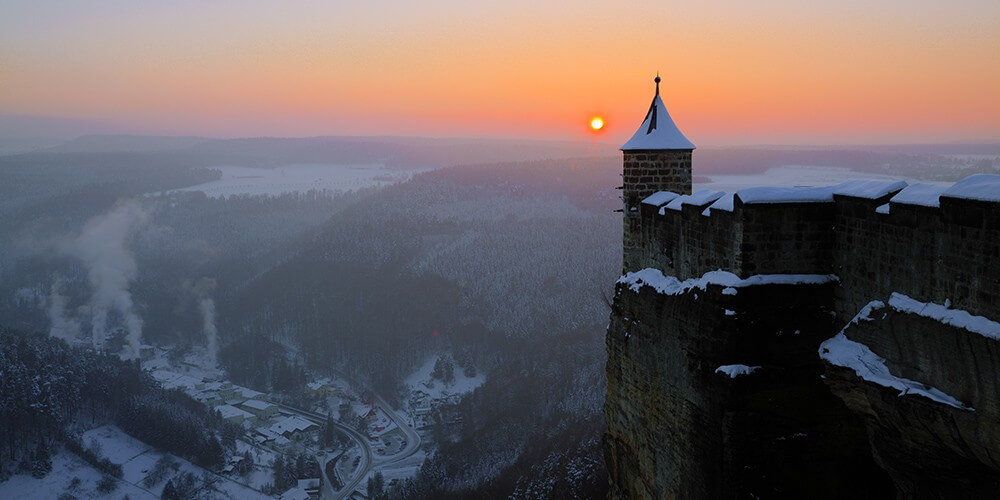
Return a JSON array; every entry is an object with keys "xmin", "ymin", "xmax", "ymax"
[
  {"xmin": 405, "ymin": 355, "xmax": 486, "ymax": 401},
  {"xmin": 79, "ymin": 425, "xmax": 271, "ymax": 499},
  {"xmin": 0, "ymin": 450, "xmax": 156, "ymax": 499},
  {"xmin": 168, "ymin": 163, "xmax": 425, "ymax": 198}
]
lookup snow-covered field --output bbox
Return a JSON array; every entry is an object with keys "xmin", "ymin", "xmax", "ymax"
[
  {"xmin": 405, "ymin": 355, "xmax": 486, "ymax": 401},
  {"xmin": 170, "ymin": 163, "xmax": 424, "ymax": 198},
  {"xmin": 0, "ymin": 425, "xmax": 271, "ymax": 500},
  {"xmin": 82, "ymin": 425, "xmax": 272, "ymax": 499},
  {"xmin": 696, "ymin": 165, "xmax": 903, "ymax": 193},
  {"xmin": 0, "ymin": 449, "xmax": 156, "ymax": 499}
]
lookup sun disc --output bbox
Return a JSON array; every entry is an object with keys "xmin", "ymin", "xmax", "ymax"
[{"xmin": 590, "ymin": 117, "xmax": 604, "ymax": 130}]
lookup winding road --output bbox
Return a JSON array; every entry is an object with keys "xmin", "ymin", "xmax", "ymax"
[{"xmin": 276, "ymin": 397, "xmax": 421, "ymax": 499}]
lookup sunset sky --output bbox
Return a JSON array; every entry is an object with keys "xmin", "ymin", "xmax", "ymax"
[{"xmin": 2, "ymin": 1, "xmax": 999, "ymax": 145}]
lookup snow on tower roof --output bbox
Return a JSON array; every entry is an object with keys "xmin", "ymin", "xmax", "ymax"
[{"xmin": 621, "ymin": 75, "xmax": 696, "ymax": 151}]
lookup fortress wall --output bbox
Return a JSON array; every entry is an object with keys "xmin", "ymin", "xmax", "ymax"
[
  {"xmin": 734, "ymin": 200, "xmax": 835, "ymax": 276},
  {"xmin": 936, "ymin": 197, "xmax": 1000, "ymax": 317},
  {"xmin": 638, "ymin": 198, "xmax": 837, "ymax": 281},
  {"xmin": 636, "ymin": 192, "xmax": 998, "ymax": 322},
  {"xmin": 834, "ymin": 196, "xmax": 1000, "ymax": 321},
  {"xmin": 638, "ymin": 202, "xmax": 740, "ymax": 278}
]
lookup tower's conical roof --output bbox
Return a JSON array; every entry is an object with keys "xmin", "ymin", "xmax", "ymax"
[{"xmin": 621, "ymin": 75, "xmax": 695, "ymax": 151}]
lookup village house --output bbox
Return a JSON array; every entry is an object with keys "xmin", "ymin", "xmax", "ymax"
[
  {"xmin": 255, "ymin": 428, "xmax": 292, "ymax": 451},
  {"xmin": 270, "ymin": 416, "xmax": 318, "ymax": 440},
  {"xmin": 216, "ymin": 404, "xmax": 256, "ymax": 425},
  {"xmin": 239, "ymin": 399, "xmax": 280, "ymax": 419}
]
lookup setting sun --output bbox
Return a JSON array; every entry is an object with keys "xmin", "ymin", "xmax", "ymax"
[{"xmin": 590, "ymin": 117, "xmax": 604, "ymax": 131}]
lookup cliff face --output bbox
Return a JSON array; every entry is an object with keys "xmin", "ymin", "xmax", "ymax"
[
  {"xmin": 606, "ymin": 172, "xmax": 1000, "ymax": 498},
  {"xmin": 604, "ymin": 277, "xmax": 892, "ymax": 498},
  {"xmin": 821, "ymin": 301, "xmax": 1000, "ymax": 498}
]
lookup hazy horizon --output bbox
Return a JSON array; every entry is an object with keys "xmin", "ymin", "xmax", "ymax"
[{"xmin": 3, "ymin": 1, "xmax": 999, "ymax": 146}]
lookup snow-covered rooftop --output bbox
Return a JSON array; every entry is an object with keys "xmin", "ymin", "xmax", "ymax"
[
  {"xmin": 941, "ymin": 173, "xmax": 1000, "ymax": 203},
  {"xmin": 833, "ymin": 179, "xmax": 908, "ymax": 199},
  {"xmin": 735, "ymin": 178, "xmax": 910, "ymax": 205},
  {"xmin": 216, "ymin": 404, "xmax": 254, "ymax": 420},
  {"xmin": 702, "ymin": 193, "xmax": 735, "ymax": 216},
  {"xmin": 662, "ymin": 189, "xmax": 725, "ymax": 213},
  {"xmin": 641, "ymin": 191, "xmax": 680, "ymax": 207},
  {"xmin": 736, "ymin": 185, "xmax": 838, "ymax": 204},
  {"xmin": 240, "ymin": 399, "xmax": 276, "ymax": 411},
  {"xmin": 280, "ymin": 487, "xmax": 310, "ymax": 500},
  {"xmin": 270, "ymin": 416, "xmax": 316, "ymax": 435},
  {"xmin": 889, "ymin": 183, "xmax": 948, "ymax": 208},
  {"xmin": 238, "ymin": 387, "xmax": 264, "ymax": 398},
  {"xmin": 621, "ymin": 77, "xmax": 695, "ymax": 151}
]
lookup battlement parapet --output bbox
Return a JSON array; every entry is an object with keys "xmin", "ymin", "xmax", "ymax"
[{"xmin": 635, "ymin": 174, "xmax": 1000, "ymax": 321}]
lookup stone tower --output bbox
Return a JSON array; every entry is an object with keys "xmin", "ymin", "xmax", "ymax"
[{"xmin": 621, "ymin": 75, "xmax": 695, "ymax": 272}]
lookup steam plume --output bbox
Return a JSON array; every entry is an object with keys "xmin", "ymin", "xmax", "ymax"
[
  {"xmin": 71, "ymin": 200, "xmax": 149, "ymax": 359},
  {"xmin": 47, "ymin": 277, "xmax": 80, "ymax": 341},
  {"xmin": 192, "ymin": 277, "xmax": 218, "ymax": 367}
]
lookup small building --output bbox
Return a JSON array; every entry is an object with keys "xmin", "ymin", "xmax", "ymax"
[
  {"xmin": 238, "ymin": 387, "xmax": 265, "ymax": 400},
  {"xmin": 297, "ymin": 478, "xmax": 321, "ymax": 497},
  {"xmin": 279, "ymin": 486, "xmax": 310, "ymax": 500},
  {"xmin": 270, "ymin": 416, "xmax": 318, "ymax": 439},
  {"xmin": 194, "ymin": 391, "xmax": 224, "ymax": 407},
  {"xmin": 216, "ymin": 404, "xmax": 256, "ymax": 425},
  {"xmin": 255, "ymin": 428, "xmax": 291, "ymax": 451},
  {"xmin": 239, "ymin": 399, "xmax": 280, "ymax": 419}
]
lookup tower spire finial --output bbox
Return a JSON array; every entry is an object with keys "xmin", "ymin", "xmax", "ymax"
[{"xmin": 655, "ymin": 72, "xmax": 661, "ymax": 96}]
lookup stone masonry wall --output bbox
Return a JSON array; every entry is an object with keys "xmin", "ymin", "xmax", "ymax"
[
  {"xmin": 635, "ymin": 198, "xmax": 836, "ymax": 281},
  {"xmin": 623, "ymin": 150, "xmax": 692, "ymax": 272},
  {"xmin": 834, "ymin": 195, "xmax": 1000, "ymax": 322}
]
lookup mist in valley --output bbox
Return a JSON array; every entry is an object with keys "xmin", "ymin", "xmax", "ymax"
[{"xmin": 0, "ymin": 133, "xmax": 997, "ymax": 498}]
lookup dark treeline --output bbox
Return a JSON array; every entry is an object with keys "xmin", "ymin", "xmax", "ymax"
[
  {"xmin": 219, "ymin": 334, "xmax": 308, "ymax": 392},
  {"xmin": 0, "ymin": 327, "xmax": 233, "ymax": 478},
  {"xmin": 221, "ymin": 159, "xmax": 620, "ymax": 495},
  {"xmin": 398, "ymin": 330, "xmax": 608, "ymax": 498}
]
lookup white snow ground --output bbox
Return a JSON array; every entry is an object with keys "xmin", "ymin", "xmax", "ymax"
[
  {"xmin": 404, "ymin": 355, "xmax": 486, "ymax": 401},
  {"xmin": 168, "ymin": 164, "xmax": 424, "ymax": 198},
  {"xmin": 0, "ymin": 425, "xmax": 271, "ymax": 500}
]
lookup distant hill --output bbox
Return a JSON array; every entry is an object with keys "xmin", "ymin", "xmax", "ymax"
[
  {"xmin": 35, "ymin": 134, "xmax": 615, "ymax": 169},
  {"xmin": 46, "ymin": 134, "xmax": 213, "ymax": 153}
]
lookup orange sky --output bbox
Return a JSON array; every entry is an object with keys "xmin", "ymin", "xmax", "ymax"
[{"xmin": 2, "ymin": 1, "xmax": 999, "ymax": 145}]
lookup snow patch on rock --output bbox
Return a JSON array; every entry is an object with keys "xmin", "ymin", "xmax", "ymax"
[
  {"xmin": 618, "ymin": 268, "xmax": 838, "ymax": 296},
  {"xmin": 715, "ymin": 364, "xmax": 760, "ymax": 378}
]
